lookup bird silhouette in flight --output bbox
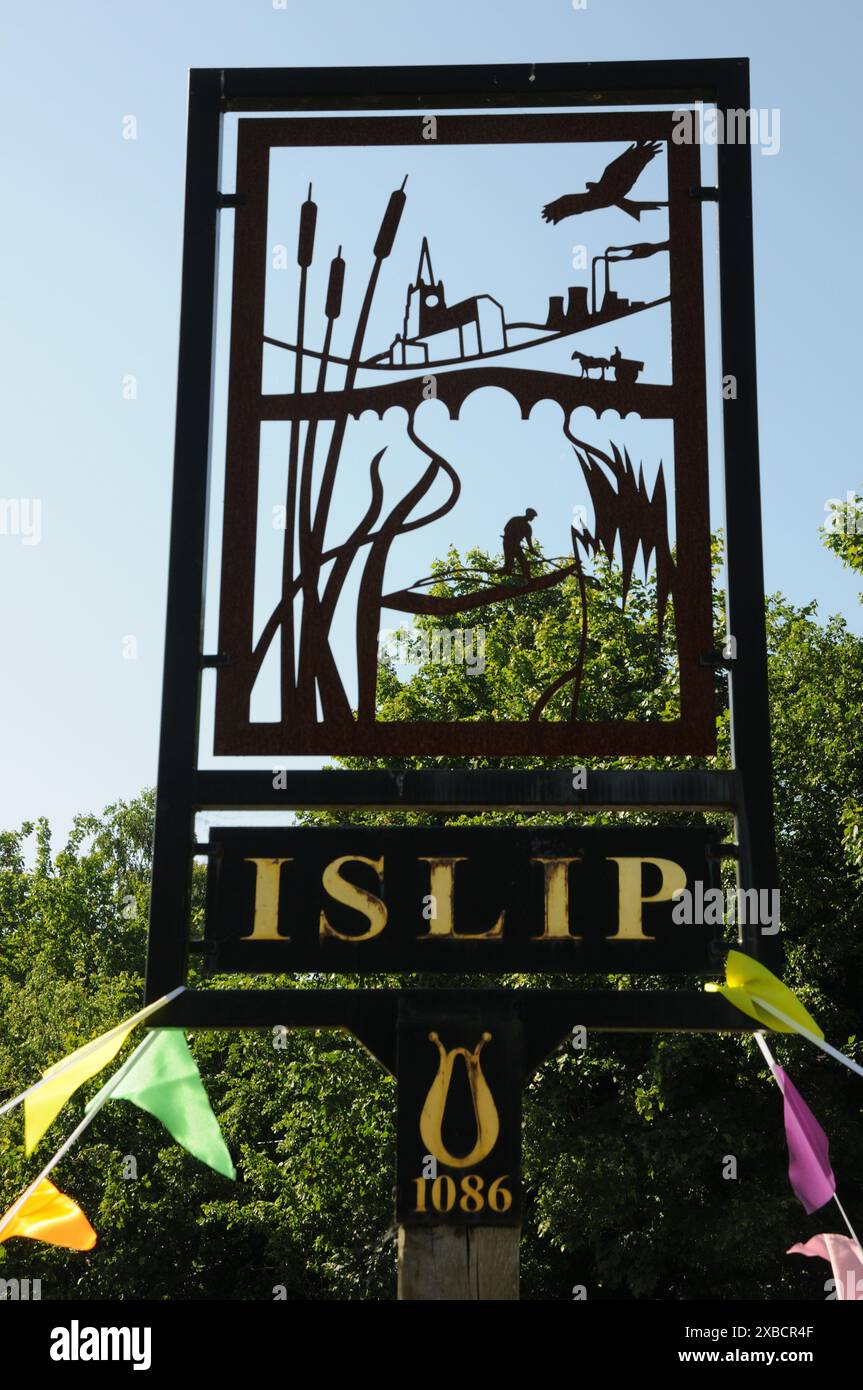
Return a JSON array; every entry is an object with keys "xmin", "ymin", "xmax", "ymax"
[{"xmin": 542, "ymin": 140, "xmax": 665, "ymax": 224}]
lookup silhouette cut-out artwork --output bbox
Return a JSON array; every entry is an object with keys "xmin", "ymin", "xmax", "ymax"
[
  {"xmin": 541, "ymin": 140, "xmax": 666, "ymax": 224},
  {"xmin": 214, "ymin": 112, "xmax": 714, "ymax": 756},
  {"xmin": 500, "ymin": 509, "xmax": 540, "ymax": 580},
  {"xmin": 570, "ymin": 348, "xmax": 643, "ymax": 383}
]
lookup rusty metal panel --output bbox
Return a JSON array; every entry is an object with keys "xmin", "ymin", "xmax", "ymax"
[{"xmin": 213, "ymin": 110, "xmax": 714, "ymax": 758}]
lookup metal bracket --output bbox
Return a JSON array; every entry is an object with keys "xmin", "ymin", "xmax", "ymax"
[
  {"xmin": 145, "ymin": 988, "xmax": 762, "ymax": 1074},
  {"xmin": 690, "ymin": 185, "xmax": 720, "ymax": 201},
  {"xmin": 216, "ymin": 192, "xmax": 247, "ymax": 209},
  {"xmin": 706, "ymin": 842, "xmax": 740, "ymax": 861},
  {"xmin": 699, "ymin": 649, "xmax": 735, "ymax": 669},
  {"xmin": 200, "ymin": 652, "xmax": 230, "ymax": 668}
]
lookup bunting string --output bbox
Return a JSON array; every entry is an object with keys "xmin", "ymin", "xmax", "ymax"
[
  {"xmin": 0, "ymin": 1033, "xmax": 159, "ymax": 1241},
  {"xmin": 0, "ymin": 986, "xmax": 185, "ymax": 1122}
]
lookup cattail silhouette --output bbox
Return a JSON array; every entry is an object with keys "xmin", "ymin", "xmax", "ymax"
[
  {"xmin": 325, "ymin": 246, "xmax": 345, "ymax": 320},
  {"xmin": 297, "ymin": 183, "xmax": 317, "ymax": 267},
  {"xmin": 292, "ymin": 181, "xmax": 411, "ymax": 726},
  {"xmin": 373, "ymin": 176, "xmax": 408, "ymax": 259},
  {"xmin": 281, "ymin": 184, "xmax": 318, "ymax": 710}
]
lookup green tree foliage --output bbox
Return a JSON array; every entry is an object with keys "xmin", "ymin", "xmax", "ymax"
[
  {"xmin": 0, "ymin": 803, "xmax": 395, "ymax": 1300},
  {"xmin": 822, "ymin": 493, "xmax": 863, "ymax": 587},
  {"xmin": 821, "ymin": 494, "xmax": 863, "ymax": 878},
  {"xmin": 1, "ymin": 541, "xmax": 861, "ymax": 1299}
]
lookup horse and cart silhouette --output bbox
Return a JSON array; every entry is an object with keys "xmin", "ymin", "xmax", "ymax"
[{"xmin": 570, "ymin": 346, "xmax": 644, "ymax": 385}]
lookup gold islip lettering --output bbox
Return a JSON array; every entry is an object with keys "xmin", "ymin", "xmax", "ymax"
[
  {"xmin": 530, "ymin": 857, "xmax": 582, "ymax": 939},
  {"xmin": 242, "ymin": 857, "xmax": 292, "ymax": 941},
  {"xmin": 417, "ymin": 858, "xmax": 504, "ymax": 938},
  {"xmin": 607, "ymin": 857, "xmax": 687, "ymax": 941},
  {"xmin": 319, "ymin": 855, "xmax": 387, "ymax": 941}
]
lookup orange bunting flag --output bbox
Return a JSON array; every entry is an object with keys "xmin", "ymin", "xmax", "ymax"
[{"xmin": 0, "ymin": 1178, "xmax": 97, "ymax": 1251}]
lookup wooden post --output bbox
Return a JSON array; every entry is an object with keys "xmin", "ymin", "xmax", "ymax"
[
  {"xmin": 396, "ymin": 1002, "xmax": 522, "ymax": 1299},
  {"xmin": 397, "ymin": 1226, "xmax": 520, "ymax": 1300}
]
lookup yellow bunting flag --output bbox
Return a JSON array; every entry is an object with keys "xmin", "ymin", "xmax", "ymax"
[
  {"xmin": 24, "ymin": 1019, "xmax": 138, "ymax": 1154},
  {"xmin": 706, "ymin": 949, "xmax": 824, "ymax": 1037},
  {"xmin": 0, "ymin": 1179, "xmax": 97, "ymax": 1251}
]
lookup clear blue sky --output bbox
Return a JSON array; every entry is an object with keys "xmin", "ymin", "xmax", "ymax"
[{"xmin": 1, "ymin": 0, "xmax": 861, "ymax": 842}]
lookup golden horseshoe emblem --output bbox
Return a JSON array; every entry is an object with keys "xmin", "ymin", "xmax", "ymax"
[{"xmin": 419, "ymin": 1031, "xmax": 500, "ymax": 1168}]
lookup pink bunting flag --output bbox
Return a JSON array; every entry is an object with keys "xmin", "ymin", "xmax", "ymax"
[
  {"xmin": 772, "ymin": 1065, "xmax": 835, "ymax": 1215},
  {"xmin": 788, "ymin": 1234, "xmax": 863, "ymax": 1301}
]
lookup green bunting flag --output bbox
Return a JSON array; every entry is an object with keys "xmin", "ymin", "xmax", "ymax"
[{"xmin": 86, "ymin": 1030, "xmax": 235, "ymax": 1179}]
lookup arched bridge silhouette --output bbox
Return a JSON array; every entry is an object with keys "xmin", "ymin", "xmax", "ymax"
[{"xmin": 261, "ymin": 366, "xmax": 674, "ymax": 424}]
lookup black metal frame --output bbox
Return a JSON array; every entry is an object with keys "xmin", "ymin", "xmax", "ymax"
[{"xmin": 144, "ymin": 60, "xmax": 777, "ymax": 1050}]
